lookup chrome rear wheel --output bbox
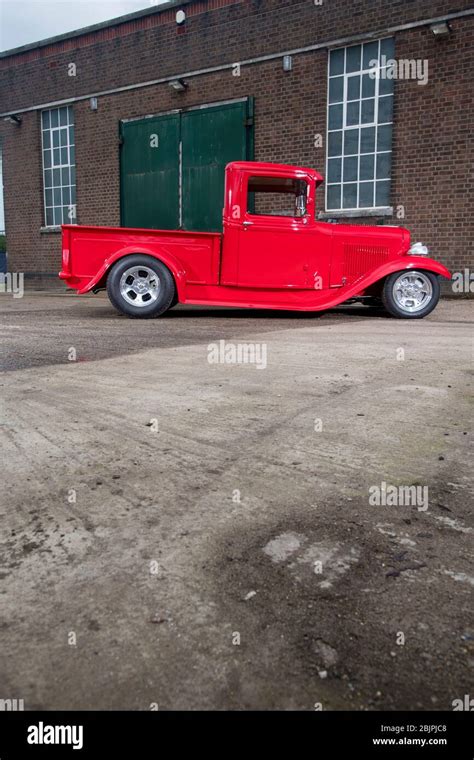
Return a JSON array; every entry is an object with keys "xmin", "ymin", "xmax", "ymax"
[
  {"xmin": 119, "ymin": 265, "xmax": 161, "ymax": 307},
  {"xmin": 107, "ymin": 255, "xmax": 175, "ymax": 318}
]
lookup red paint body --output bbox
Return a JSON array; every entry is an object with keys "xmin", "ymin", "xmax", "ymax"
[{"xmin": 60, "ymin": 161, "xmax": 450, "ymax": 309}]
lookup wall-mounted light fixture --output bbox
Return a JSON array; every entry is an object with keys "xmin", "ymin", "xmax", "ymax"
[
  {"xmin": 3, "ymin": 115, "xmax": 22, "ymax": 125},
  {"xmin": 430, "ymin": 21, "xmax": 451, "ymax": 37},
  {"xmin": 168, "ymin": 79, "xmax": 187, "ymax": 92},
  {"xmin": 283, "ymin": 55, "xmax": 292, "ymax": 72},
  {"xmin": 176, "ymin": 10, "xmax": 186, "ymax": 25},
  {"xmin": 89, "ymin": 97, "xmax": 98, "ymax": 111}
]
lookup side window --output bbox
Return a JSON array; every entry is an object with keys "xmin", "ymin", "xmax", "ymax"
[{"xmin": 247, "ymin": 176, "xmax": 308, "ymax": 218}]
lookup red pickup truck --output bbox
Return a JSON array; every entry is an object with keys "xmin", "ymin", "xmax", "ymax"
[{"xmin": 60, "ymin": 161, "xmax": 450, "ymax": 319}]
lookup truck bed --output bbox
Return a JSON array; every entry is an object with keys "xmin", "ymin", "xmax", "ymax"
[{"xmin": 60, "ymin": 224, "xmax": 222, "ymax": 294}]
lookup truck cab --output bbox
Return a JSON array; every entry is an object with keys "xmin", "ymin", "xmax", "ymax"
[{"xmin": 221, "ymin": 162, "xmax": 330, "ymax": 290}]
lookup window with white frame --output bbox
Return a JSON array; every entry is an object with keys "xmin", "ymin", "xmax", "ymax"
[
  {"xmin": 41, "ymin": 106, "xmax": 76, "ymax": 226},
  {"xmin": 326, "ymin": 38, "xmax": 394, "ymax": 212}
]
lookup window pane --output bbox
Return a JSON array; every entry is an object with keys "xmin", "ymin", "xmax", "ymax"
[
  {"xmin": 43, "ymin": 150, "xmax": 51, "ymax": 169},
  {"xmin": 61, "ymin": 167, "xmax": 70, "ymax": 185},
  {"xmin": 52, "ymin": 130, "xmax": 60, "ymax": 148},
  {"xmin": 360, "ymin": 126, "xmax": 376, "ymax": 153},
  {"xmin": 60, "ymin": 148, "xmax": 68, "ymax": 164},
  {"xmin": 45, "ymin": 189, "xmax": 53, "ymax": 206},
  {"xmin": 359, "ymin": 182, "xmax": 374, "ymax": 207},
  {"xmin": 53, "ymin": 187, "xmax": 62, "ymax": 206},
  {"xmin": 375, "ymin": 180, "xmax": 390, "ymax": 206},
  {"xmin": 42, "ymin": 111, "xmax": 50, "ymax": 129},
  {"xmin": 68, "ymin": 126, "xmax": 75, "ymax": 145},
  {"xmin": 328, "ymin": 131, "xmax": 343, "ymax": 156},
  {"xmin": 59, "ymin": 128, "xmax": 68, "ymax": 147},
  {"xmin": 69, "ymin": 146, "xmax": 75, "ymax": 165},
  {"xmin": 329, "ymin": 76, "xmax": 344, "ymax": 103},
  {"xmin": 46, "ymin": 207, "xmax": 54, "ymax": 226},
  {"xmin": 342, "ymin": 183, "xmax": 357, "ymax": 208},
  {"xmin": 361, "ymin": 98, "xmax": 375, "ymax": 124},
  {"xmin": 343, "ymin": 128, "xmax": 359, "ymax": 155},
  {"xmin": 377, "ymin": 124, "xmax": 392, "ymax": 151},
  {"xmin": 360, "ymin": 154, "xmax": 375, "ymax": 180},
  {"xmin": 53, "ymin": 148, "xmax": 60, "ymax": 166},
  {"xmin": 378, "ymin": 95, "xmax": 393, "ymax": 123},
  {"xmin": 51, "ymin": 109, "xmax": 59, "ymax": 128},
  {"xmin": 327, "ymin": 158, "xmax": 342, "ymax": 183},
  {"xmin": 59, "ymin": 107, "xmax": 68, "ymax": 126},
  {"xmin": 329, "ymin": 48, "xmax": 344, "ymax": 76},
  {"xmin": 361, "ymin": 73, "xmax": 376, "ymax": 98},
  {"xmin": 44, "ymin": 169, "xmax": 52, "ymax": 188},
  {"xmin": 346, "ymin": 101, "xmax": 360, "ymax": 126},
  {"xmin": 343, "ymin": 156, "xmax": 358, "ymax": 182},
  {"xmin": 53, "ymin": 205, "xmax": 62, "ymax": 225},
  {"xmin": 347, "ymin": 75, "xmax": 360, "ymax": 101},
  {"xmin": 62, "ymin": 186, "xmax": 71, "ymax": 205},
  {"xmin": 376, "ymin": 152, "xmax": 392, "ymax": 179},
  {"xmin": 53, "ymin": 168, "xmax": 61, "ymax": 185},
  {"xmin": 327, "ymin": 184, "xmax": 341, "ymax": 209},
  {"xmin": 363, "ymin": 41, "xmax": 379, "ymax": 70},
  {"xmin": 43, "ymin": 130, "xmax": 51, "ymax": 149},
  {"xmin": 328, "ymin": 104, "xmax": 343, "ymax": 130},
  {"xmin": 346, "ymin": 45, "xmax": 361, "ymax": 73},
  {"xmin": 380, "ymin": 38, "xmax": 395, "ymax": 60},
  {"xmin": 379, "ymin": 75, "xmax": 394, "ymax": 96}
]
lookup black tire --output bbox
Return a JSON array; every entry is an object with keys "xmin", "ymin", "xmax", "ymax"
[
  {"xmin": 106, "ymin": 255, "xmax": 176, "ymax": 319},
  {"xmin": 381, "ymin": 270, "xmax": 440, "ymax": 319}
]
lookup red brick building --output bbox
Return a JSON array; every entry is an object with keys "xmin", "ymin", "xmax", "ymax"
[{"xmin": 0, "ymin": 0, "xmax": 473, "ymax": 288}]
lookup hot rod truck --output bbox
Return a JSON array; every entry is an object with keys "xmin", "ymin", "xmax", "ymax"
[{"xmin": 60, "ymin": 161, "xmax": 450, "ymax": 319}]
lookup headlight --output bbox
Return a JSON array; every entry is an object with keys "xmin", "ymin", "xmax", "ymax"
[{"xmin": 408, "ymin": 242, "xmax": 429, "ymax": 256}]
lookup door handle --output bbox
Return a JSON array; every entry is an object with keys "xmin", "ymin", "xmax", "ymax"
[{"xmin": 242, "ymin": 221, "xmax": 252, "ymax": 227}]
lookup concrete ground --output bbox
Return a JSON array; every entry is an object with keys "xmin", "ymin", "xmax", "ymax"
[{"xmin": 0, "ymin": 293, "xmax": 472, "ymax": 711}]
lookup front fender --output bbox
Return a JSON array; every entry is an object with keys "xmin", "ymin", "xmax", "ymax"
[
  {"xmin": 378, "ymin": 256, "xmax": 451, "ymax": 280},
  {"xmin": 78, "ymin": 245, "xmax": 187, "ymax": 298},
  {"xmin": 322, "ymin": 256, "xmax": 451, "ymax": 309},
  {"xmin": 351, "ymin": 255, "xmax": 451, "ymax": 297}
]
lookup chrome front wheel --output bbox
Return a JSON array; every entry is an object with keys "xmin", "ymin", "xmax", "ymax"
[
  {"xmin": 382, "ymin": 270, "xmax": 440, "ymax": 319},
  {"xmin": 393, "ymin": 271, "xmax": 433, "ymax": 314}
]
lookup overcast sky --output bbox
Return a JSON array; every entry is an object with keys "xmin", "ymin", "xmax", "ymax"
[{"xmin": 0, "ymin": 0, "xmax": 168, "ymax": 52}]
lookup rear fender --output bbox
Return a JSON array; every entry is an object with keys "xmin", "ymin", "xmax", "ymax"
[{"xmin": 81, "ymin": 245, "xmax": 186, "ymax": 298}]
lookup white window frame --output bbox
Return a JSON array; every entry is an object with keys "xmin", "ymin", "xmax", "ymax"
[
  {"xmin": 325, "ymin": 38, "xmax": 394, "ymax": 213},
  {"xmin": 41, "ymin": 106, "xmax": 76, "ymax": 227}
]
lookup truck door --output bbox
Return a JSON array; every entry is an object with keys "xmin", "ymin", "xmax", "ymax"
[{"xmin": 236, "ymin": 174, "xmax": 328, "ymax": 289}]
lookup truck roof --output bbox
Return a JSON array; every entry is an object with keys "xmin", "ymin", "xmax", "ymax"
[{"xmin": 227, "ymin": 161, "xmax": 324, "ymax": 185}]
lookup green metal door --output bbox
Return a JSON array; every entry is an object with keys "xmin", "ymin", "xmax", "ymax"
[
  {"xmin": 120, "ymin": 99, "xmax": 253, "ymax": 231},
  {"xmin": 120, "ymin": 113, "xmax": 180, "ymax": 229},
  {"xmin": 181, "ymin": 101, "xmax": 251, "ymax": 231}
]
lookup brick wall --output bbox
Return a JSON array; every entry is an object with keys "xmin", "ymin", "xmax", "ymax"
[{"xmin": 0, "ymin": 0, "xmax": 473, "ymax": 287}]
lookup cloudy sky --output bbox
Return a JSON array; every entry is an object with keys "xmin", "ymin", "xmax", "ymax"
[{"xmin": 1, "ymin": 0, "xmax": 168, "ymax": 52}]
